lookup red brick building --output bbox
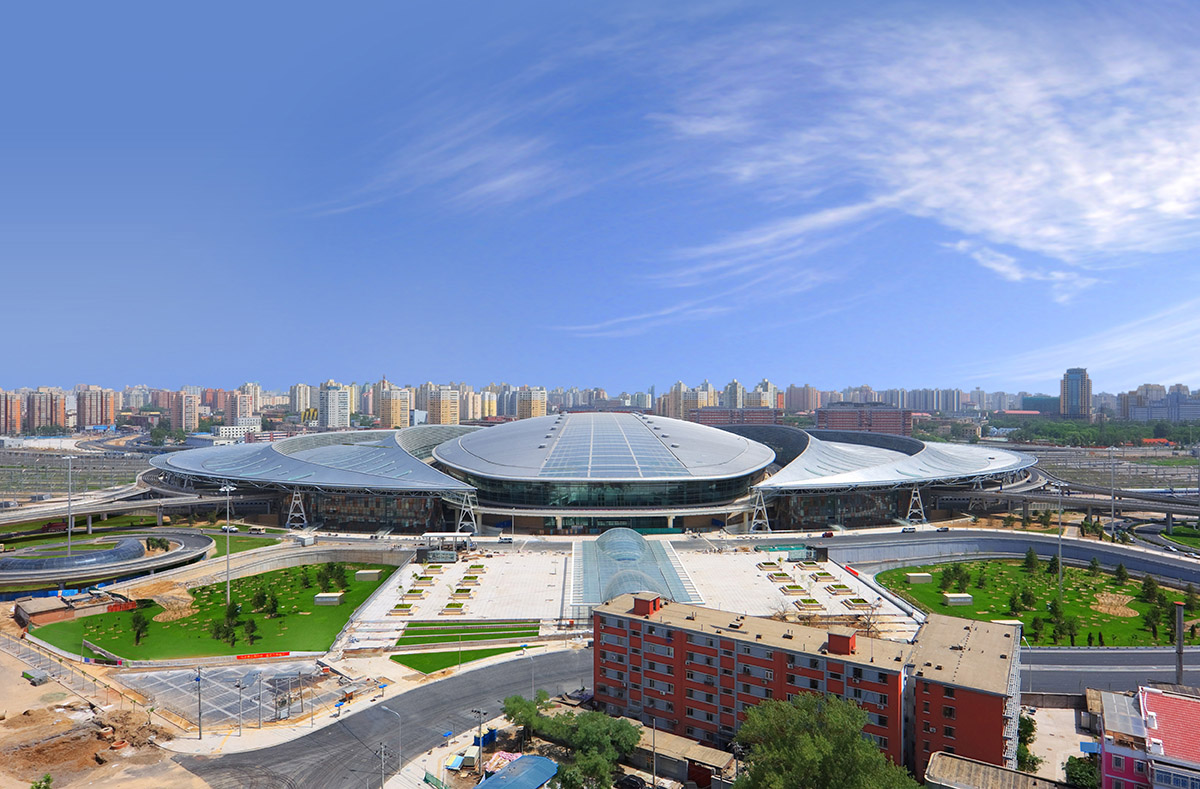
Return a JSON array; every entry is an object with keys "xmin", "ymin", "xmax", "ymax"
[
  {"xmin": 593, "ymin": 594, "xmax": 1019, "ymax": 782},
  {"xmin": 815, "ymin": 402, "xmax": 914, "ymax": 436},
  {"xmin": 686, "ymin": 407, "xmax": 784, "ymax": 426}
]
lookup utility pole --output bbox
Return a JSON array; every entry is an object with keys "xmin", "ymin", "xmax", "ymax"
[
  {"xmin": 1109, "ymin": 446, "xmax": 1117, "ymax": 537},
  {"xmin": 257, "ymin": 673, "xmax": 263, "ymax": 729},
  {"xmin": 194, "ymin": 668, "xmax": 203, "ymax": 740},
  {"xmin": 470, "ymin": 709, "xmax": 487, "ymax": 776},
  {"xmin": 235, "ymin": 680, "xmax": 244, "ymax": 736},
  {"xmin": 379, "ymin": 742, "xmax": 387, "ymax": 789},
  {"xmin": 1057, "ymin": 484, "xmax": 1064, "ymax": 599},
  {"xmin": 383, "ymin": 707, "xmax": 402, "ymax": 778}
]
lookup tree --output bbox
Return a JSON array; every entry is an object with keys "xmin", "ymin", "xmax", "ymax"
[
  {"xmin": 30, "ymin": 775, "xmax": 53, "ymax": 789},
  {"xmin": 1141, "ymin": 574, "xmax": 1160, "ymax": 603},
  {"xmin": 1008, "ymin": 589, "xmax": 1022, "ymax": 615},
  {"xmin": 975, "ymin": 567, "xmax": 987, "ymax": 590},
  {"xmin": 1185, "ymin": 583, "xmax": 1198, "ymax": 613},
  {"xmin": 1017, "ymin": 714, "xmax": 1042, "ymax": 772},
  {"xmin": 1089, "ymin": 556, "xmax": 1102, "ymax": 576},
  {"xmin": 253, "ymin": 588, "xmax": 268, "ymax": 611},
  {"xmin": 1115, "ymin": 563, "xmax": 1129, "ymax": 584},
  {"xmin": 1039, "ymin": 510, "xmax": 1053, "ymax": 529},
  {"xmin": 1020, "ymin": 587, "xmax": 1038, "ymax": 610},
  {"xmin": 1024, "ymin": 546, "xmax": 1039, "ymax": 573},
  {"xmin": 1063, "ymin": 755, "xmax": 1101, "ymax": 788},
  {"xmin": 732, "ymin": 694, "xmax": 921, "ymax": 789},
  {"xmin": 1047, "ymin": 555, "xmax": 1060, "ymax": 576},
  {"xmin": 264, "ymin": 594, "xmax": 280, "ymax": 618},
  {"xmin": 1087, "ymin": 631, "xmax": 1094, "ymax": 647},
  {"xmin": 1003, "ymin": 514, "xmax": 1016, "ymax": 529},
  {"xmin": 130, "ymin": 611, "xmax": 149, "ymax": 646},
  {"xmin": 243, "ymin": 619, "xmax": 258, "ymax": 645},
  {"xmin": 1063, "ymin": 616, "xmax": 1080, "ymax": 647}
]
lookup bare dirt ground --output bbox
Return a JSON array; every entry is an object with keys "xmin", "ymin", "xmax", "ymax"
[
  {"xmin": 0, "ymin": 649, "xmax": 201, "ymax": 788},
  {"xmin": 126, "ymin": 579, "xmax": 198, "ymax": 622},
  {"xmin": 1093, "ymin": 592, "xmax": 1138, "ymax": 617}
]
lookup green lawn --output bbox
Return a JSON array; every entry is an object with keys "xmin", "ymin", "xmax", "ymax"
[
  {"xmin": 1164, "ymin": 526, "xmax": 1200, "ymax": 551},
  {"xmin": 396, "ymin": 629, "xmax": 540, "ymax": 647},
  {"xmin": 32, "ymin": 563, "xmax": 394, "ymax": 659},
  {"xmin": 877, "ymin": 560, "xmax": 1198, "ymax": 647},
  {"xmin": 403, "ymin": 619, "xmax": 536, "ymax": 629},
  {"xmin": 391, "ymin": 645, "xmax": 539, "ymax": 674},
  {"xmin": 209, "ymin": 534, "xmax": 280, "ymax": 558},
  {"xmin": 0, "ymin": 514, "xmax": 155, "ymax": 537},
  {"xmin": 1135, "ymin": 457, "xmax": 1200, "ymax": 467}
]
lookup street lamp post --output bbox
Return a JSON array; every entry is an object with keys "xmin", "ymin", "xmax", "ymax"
[
  {"xmin": 470, "ymin": 709, "xmax": 487, "ymax": 776},
  {"xmin": 194, "ymin": 668, "xmax": 203, "ymax": 740},
  {"xmin": 235, "ymin": 680, "xmax": 244, "ymax": 736},
  {"xmin": 524, "ymin": 649, "xmax": 535, "ymax": 700},
  {"xmin": 1057, "ymin": 484, "xmax": 1064, "ymax": 599},
  {"xmin": 220, "ymin": 484, "xmax": 236, "ymax": 605},
  {"xmin": 382, "ymin": 706, "xmax": 402, "ymax": 779},
  {"xmin": 62, "ymin": 456, "xmax": 74, "ymax": 557},
  {"xmin": 1108, "ymin": 446, "xmax": 1117, "ymax": 538}
]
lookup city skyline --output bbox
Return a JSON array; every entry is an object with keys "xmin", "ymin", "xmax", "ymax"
[{"xmin": 3, "ymin": 3, "xmax": 1200, "ymax": 391}]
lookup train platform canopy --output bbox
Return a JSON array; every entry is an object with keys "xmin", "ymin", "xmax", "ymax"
[
  {"xmin": 756, "ymin": 432, "xmax": 1036, "ymax": 492},
  {"xmin": 150, "ymin": 430, "xmax": 473, "ymax": 493}
]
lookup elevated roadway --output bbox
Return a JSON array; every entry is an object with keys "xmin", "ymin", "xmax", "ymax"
[{"xmin": 0, "ymin": 528, "xmax": 214, "ymax": 586}]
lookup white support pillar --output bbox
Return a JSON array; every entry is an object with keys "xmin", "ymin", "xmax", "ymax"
[
  {"xmin": 906, "ymin": 486, "xmax": 927, "ymax": 524},
  {"xmin": 286, "ymin": 489, "xmax": 307, "ymax": 530},
  {"xmin": 750, "ymin": 489, "xmax": 771, "ymax": 532},
  {"xmin": 454, "ymin": 491, "xmax": 479, "ymax": 534}
]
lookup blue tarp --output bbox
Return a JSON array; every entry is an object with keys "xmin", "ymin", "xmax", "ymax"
[{"xmin": 474, "ymin": 755, "xmax": 557, "ymax": 789}]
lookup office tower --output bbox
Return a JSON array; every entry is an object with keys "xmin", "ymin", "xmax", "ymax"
[
  {"xmin": 1059, "ymin": 368, "xmax": 1093, "ymax": 420},
  {"xmin": 172, "ymin": 392, "xmax": 200, "ymax": 432},
  {"xmin": 378, "ymin": 388, "xmax": 411, "ymax": 429},
  {"xmin": 428, "ymin": 387, "xmax": 460, "ymax": 425},
  {"xmin": 317, "ymin": 381, "xmax": 352, "ymax": 429},
  {"xmin": 516, "ymin": 387, "xmax": 548, "ymax": 420},
  {"xmin": 226, "ymin": 393, "xmax": 254, "ymax": 426},
  {"xmin": 0, "ymin": 392, "xmax": 21, "ymax": 435},
  {"xmin": 76, "ymin": 389, "xmax": 116, "ymax": 427}
]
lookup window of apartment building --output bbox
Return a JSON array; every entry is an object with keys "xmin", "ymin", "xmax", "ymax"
[
  {"xmin": 942, "ymin": 706, "xmax": 956, "ymax": 720},
  {"xmin": 1134, "ymin": 761, "xmax": 1146, "ymax": 775},
  {"xmin": 742, "ymin": 645, "xmax": 752, "ymax": 655},
  {"xmin": 1112, "ymin": 780, "xmax": 1124, "ymax": 789},
  {"xmin": 923, "ymin": 741, "xmax": 930, "ymax": 753},
  {"xmin": 722, "ymin": 649, "xmax": 734, "ymax": 657},
  {"xmin": 810, "ymin": 679, "xmax": 820, "ymax": 690},
  {"xmin": 923, "ymin": 701, "xmax": 930, "ymax": 713},
  {"xmin": 944, "ymin": 686, "xmax": 955, "ymax": 698},
  {"xmin": 1112, "ymin": 755, "xmax": 1124, "ymax": 771},
  {"xmin": 944, "ymin": 746, "xmax": 956, "ymax": 755},
  {"xmin": 877, "ymin": 672, "xmax": 887, "ymax": 684},
  {"xmin": 764, "ymin": 670, "xmax": 773, "ymax": 681},
  {"xmin": 852, "ymin": 667, "xmax": 863, "ymax": 679},
  {"xmin": 741, "ymin": 683, "xmax": 752, "ymax": 694},
  {"xmin": 809, "ymin": 658, "xmax": 820, "ymax": 669},
  {"xmin": 828, "ymin": 670, "xmax": 842, "ymax": 681},
  {"xmin": 944, "ymin": 726, "xmax": 955, "ymax": 739},
  {"xmin": 923, "ymin": 681, "xmax": 931, "ymax": 694},
  {"xmin": 721, "ymin": 668, "xmax": 733, "ymax": 677}
]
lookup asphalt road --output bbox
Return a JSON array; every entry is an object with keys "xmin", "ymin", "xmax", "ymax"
[
  {"xmin": 1022, "ymin": 647, "xmax": 1200, "ymax": 693},
  {"xmin": 177, "ymin": 648, "xmax": 593, "ymax": 789}
]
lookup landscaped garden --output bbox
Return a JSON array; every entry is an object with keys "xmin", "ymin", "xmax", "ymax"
[
  {"xmin": 391, "ymin": 644, "xmax": 539, "ymax": 674},
  {"xmin": 32, "ymin": 562, "xmax": 394, "ymax": 659},
  {"xmin": 877, "ymin": 554, "xmax": 1200, "ymax": 647},
  {"xmin": 395, "ymin": 620, "xmax": 540, "ymax": 647}
]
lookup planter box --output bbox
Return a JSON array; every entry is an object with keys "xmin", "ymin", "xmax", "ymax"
[
  {"xmin": 441, "ymin": 606, "xmax": 466, "ymax": 616},
  {"xmin": 413, "ymin": 578, "xmax": 435, "ymax": 587},
  {"xmin": 842, "ymin": 598, "xmax": 872, "ymax": 610},
  {"xmin": 756, "ymin": 562, "xmax": 781, "ymax": 571},
  {"xmin": 810, "ymin": 573, "xmax": 835, "ymax": 582},
  {"xmin": 389, "ymin": 606, "xmax": 415, "ymax": 616},
  {"xmin": 403, "ymin": 590, "xmax": 425, "ymax": 599},
  {"xmin": 825, "ymin": 584, "xmax": 854, "ymax": 595},
  {"xmin": 767, "ymin": 572, "xmax": 792, "ymax": 582},
  {"xmin": 451, "ymin": 590, "xmax": 473, "ymax": 599},
  {"xmin": 780, "ymin": 585, "xmax": 807, "ymax": 596},
  {"xmin": 425, "ymin": 565, "xmax": 445, "ymax": 574},
  {"xmin": 460, "ymin": 577, "xmax": 481, "ymax": 586},
  {"xmin": 794, "ymin": 599, "xmax": 824, "ymax": 611},
  {"xmin": 469, "ymin": 565, "xmax": 486, "ymax": 572}
]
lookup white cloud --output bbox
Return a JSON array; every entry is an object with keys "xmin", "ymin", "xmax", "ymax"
[
  {"xmin": 645, "ymin": 10, "xmax": 1200, "ymax": 268},
  {"xmin": 946, "ymin": 241, "xmax": 1101, "ymax": 303}
]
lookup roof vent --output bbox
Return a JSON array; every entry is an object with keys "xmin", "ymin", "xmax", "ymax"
[
  {"xmin": 671, "ymin": 443, "xmax": 680, "ymax": 448},
  {"xmin": 783, "ymin": 631, "xmax": 793, "ymax": 639},
  {"xmin": 755, "ymin": 634, "xmax": 762, "ymax": 640},
  {"xmin": 538, "ymin": 444, "xmax": 546, "ymax": 449},
  {"xmin": 935, "ymin": 665, "xmax": 943, "ymax": 671}
]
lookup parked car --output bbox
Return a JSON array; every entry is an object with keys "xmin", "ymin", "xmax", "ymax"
[
  {"xmin": 615, "ymin": 776, "xmax": 646, "ymax": 789},
  {"xmin": 901, "ymin": 526, "xmax": 917, "ymax": 534},
  {"xmin": 822, "ymin": 531, "xmax": 834, "ymax": 538},
  {"xmin": 498, "ymin": 535, "xmax": 513, "ymax": 544},
  {"xmin": 936, "ymin": 526, "xmax": 950, "ymax": 533},
  {"xmin": 220, "ymin": 524, "xmax": 239, "ymax": 533}
]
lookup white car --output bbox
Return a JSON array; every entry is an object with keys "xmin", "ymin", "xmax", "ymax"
[{"xmin": 220, "ymin": 524, "xmax": 239, "ymax": 533}]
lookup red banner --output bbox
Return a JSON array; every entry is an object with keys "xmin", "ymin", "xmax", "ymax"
[{"xmin": 236, "ymin": 651, "xmax": 289, "ymax": 660}]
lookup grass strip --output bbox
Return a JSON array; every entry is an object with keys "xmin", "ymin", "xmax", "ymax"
[
  {"xmin": 391, "ymin": 645, "xmax": 540, "ymax": 674},
  {"xmin": 396, "ymin": 630, "xmax": 540, "ymax": 647}
]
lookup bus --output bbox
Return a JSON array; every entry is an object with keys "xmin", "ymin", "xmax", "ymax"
[{"xmin": 248, "ymin": 525, "xmax": 267, "ymax": 535}]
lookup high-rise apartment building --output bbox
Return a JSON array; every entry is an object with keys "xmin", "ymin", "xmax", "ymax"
[
  {"xmin": 317, "ymin": 382, "xmax": 352, "ymax": 429},
  {"xmin": 517, "ymin": 387, "xmax": 548, "ymax": 420},
  {"xmin": 481, "ymin": 391, "xmax": 498, "ymax": 418},
  {"xmin": 239, "ymin": 382, "xmax": 262, "ymax": 414},
  {"xmin": 1059, "ymin": 368, "xmax": 1093, "ymax": 420},
  {"xmin": 723, "ymin": 380, "xmax": 746, "ymax": 410},
  {"xmin": 172, "ymin": 392, "xmax": 200, "ymax": 433},
  {"xmin": 76, "ymin": 389, "xmax": 116, "ymax": 428},
  {"xmin": 290, "ymin": 383, "xmax": 314, "ymax": 414},
  {"xmin": 24, "ymin": 390, "xmax": 67, "ymax": 433},
  {"xmin": 785, "ymin": 384, "xmax": 820, "ymax": 412},
  {"xmin": 427, "ymin": 387, "xmax": 460, "ymax": 425},
  {"xmin": 816, "ymin": 402, "xmax": 913, "ymax": 435},
  {"xmin": 379, "ymin": 388, "xmax": 411, "ymax": 429},
  {"xmin": 0, "ymin": 392, "xmax": 22, "ymax": 435},
  {"xmin": 226, "ymin": 393, "xmax": 254, "ymax": 426}
]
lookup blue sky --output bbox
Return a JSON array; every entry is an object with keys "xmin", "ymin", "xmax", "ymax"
[{"xmin": 3, "ymin": 2, "xmax": 1200, "ymax": 395}]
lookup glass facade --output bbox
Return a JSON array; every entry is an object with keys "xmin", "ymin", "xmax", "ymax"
[
  {"xmin": 774, "ymin": 490, "xmax": 902, "ymax": 529},
  {"xmin": 446, "ymin": 471, "xmax": 758, "ymax": 509},
  {"xmin": 309, "ymin": 492, "xmax": 440, "ymax": 533}
]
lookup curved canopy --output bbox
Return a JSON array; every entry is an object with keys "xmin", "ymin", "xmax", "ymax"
[
  {"xmin": 575, "ymin": 527, "xmax": 702, "ymax": 606},
  {"xmin": 434, "ymin": 412, "xmax": 774, "ymax": 482},
  {"xmin": 151, "ymin": 430, "xmax": 473, "ymax": 493},
  {"xmin": 757, "ymin": 431, "xmax": 1036, "ymax": 491}
]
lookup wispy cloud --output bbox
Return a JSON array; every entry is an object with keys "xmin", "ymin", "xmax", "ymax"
[
  {"xmin": 975, "ymin": 297, "xmax": 1200, "ymax": 388},
  {"xmin": 642, "ymin": 9, "xmax": 1200, "ymax": 273},
  {"xmin": 945, "ymin": 241, "xmax": 1101, "ymax": 304}
]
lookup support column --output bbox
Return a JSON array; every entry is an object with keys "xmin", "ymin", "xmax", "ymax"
[
  {"xmin": 87, "ymin": 514, "xmax": 93, "ymax": 535},
  {"xmin": 1166, "ymin": 512, "xmax": 1174, "ymax": 536},
  {"xmin": 100, "ymin": 512, "xmax": 107, "ymax": 521},
  {"xmin": 156, "ymin": 508, "xmax": 163, "ymax": 526},
  {"xmin": 1022, "ymin": 500, "xmax": 1030, "ymax": 524},
  {"xmin": 555, "ymin": 515, "xmax": 563, "ymax": 531}
]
